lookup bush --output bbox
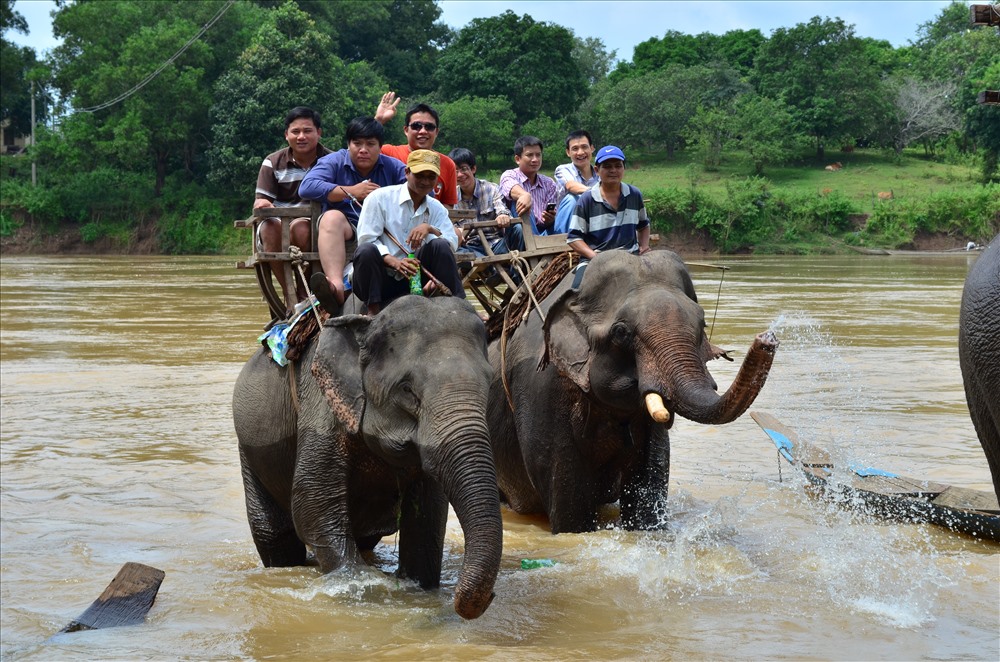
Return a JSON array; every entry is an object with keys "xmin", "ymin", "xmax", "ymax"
[
  {"xmin": 158, "ymin": 179, "xmax": 243, "ymax": 254},
  {"xmin": 644, "ymin": 185, "xmax": 711, "ymax": 234},
  {"xmin": 860, "ymin": 184, "xmax": 1000, "ymax": 247},
  {"xmin": 0, "ymin": 209, "xmax": 22, "ymax": 237},
  {"xmin": 694, "ymin": 177, "xmax": 774, "ymax": 252}
]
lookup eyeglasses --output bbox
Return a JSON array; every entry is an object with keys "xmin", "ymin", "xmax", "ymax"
[{"xmin": 408, "ymin": 122, "xmax": 437, "ymax": 132}]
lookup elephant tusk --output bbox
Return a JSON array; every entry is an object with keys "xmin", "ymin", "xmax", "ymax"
[{"xmin": 645, "ymin": 393, "xmax": 671, "ymax": 423}]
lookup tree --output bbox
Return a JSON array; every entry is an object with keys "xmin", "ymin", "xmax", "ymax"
[
  {"xmin": 435, "ymin": 96, "xmax": 515, "ymax": 170},
  {"xmin": 585, "ymin": 62, "xmax": 744, "ymax": 157},
  {"xmin": 712, "ymin": 29, "xmax": 766, "ymax": 75},
  {"xmin": 729, "ymin": 95, "xmax": 803, "ymax": 175},
  {"xmin": 572, "ymin": 35, "xmax": 617, "ymax": 87},
  {"xmin": 914, "ymin": 1, "xmax": 973, "ymax": 49},
  {"xmin": 208, "ymin": 1, "xmax": 386, "ymax": 193},
  {"xmin": 685, "ymin": 104, "xmax": 732, "ymax": 169},
  {"xmin": 48, "ymin": 0, "xmax": 261, "ymax": 194},
  {"xmin": 519, "ymin": 114, "xmax": 570, "ymax": 156},
  {"xmin": 630, "ymin": 30, "xmax": 702, "ymax": 74},
  {"xmin": 966, "ymin": 60, "xmax": 1000, "ymax": 181},
  {"xmin": 434, "ymin": 11, "xmax": 587, "ymax": 127},
  {"xmin": 614, "ymin": 28, "xmax": 764, "ymax": 80},
  {"xmin": 282, "ymin": 0, "xmax": 450, "ymax": 98},
  {"xmin": 752, "ymin": 17, "xmax": 886, "ymax": 159},
  {"xmin": 1, "ymin": 0, "xmax": 47, "ymax": 138},
  {"xmin": 888, "ymin": 77, "xmax": 961, "ymax": 157}
]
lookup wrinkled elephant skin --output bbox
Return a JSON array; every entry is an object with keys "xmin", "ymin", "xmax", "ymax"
[
  {"xmin": 959, "ymin": 234, "xmax": 1000, "ymax": 501},
  {"xmin": 487, "ymin": 250, "xmax": 778, "ymax": 533},
  {"xmin": 233, "ymin": 296, "xmax": 502, "ymax": 619}
]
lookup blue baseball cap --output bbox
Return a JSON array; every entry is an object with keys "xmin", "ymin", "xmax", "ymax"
[{"xmin": 595, "ymin": 145, "xmax": 625, "ymax": 164}]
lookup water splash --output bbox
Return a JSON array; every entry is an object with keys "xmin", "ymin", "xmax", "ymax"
[{"xmin": 753, "ymin": 313, "xmax": 957, "ymax": 628}]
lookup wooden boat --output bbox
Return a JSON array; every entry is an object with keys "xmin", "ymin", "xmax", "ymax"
[{"xmin": 750, "ymin": 411, "xmax": 1000, "ymax": 542}]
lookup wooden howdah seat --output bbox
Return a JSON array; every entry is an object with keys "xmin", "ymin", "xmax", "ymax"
[{"xmin": 235, "ymin": 204, "xmax": 572, "ymax": 322}]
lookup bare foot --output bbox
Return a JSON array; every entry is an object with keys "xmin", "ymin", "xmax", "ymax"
[{"xmin": 328, "ymin": 278, "xmax": 346, "ymax": 305}]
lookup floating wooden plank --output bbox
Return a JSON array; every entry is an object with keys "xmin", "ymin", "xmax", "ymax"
[
  {"xmin": 750, "ymin": 411, "xmax": 1000, "ymax": 542},
  {"xmin": 59, "ymin": 562, "xmax": 165, "ymax": 633}
]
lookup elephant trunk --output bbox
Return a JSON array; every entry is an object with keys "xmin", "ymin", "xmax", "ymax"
[
  {"xmin": 424, "ymin": 391, "xmax": 502, "ymax": 620},
  {"xmin": 647, "ymin": 330, "xmax": 778, "ymax": 425}
]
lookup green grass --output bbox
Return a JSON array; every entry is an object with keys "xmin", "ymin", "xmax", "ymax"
[
  {"xmin": 484, "ymin": 146, "xmax": 980, "ymax": 215},
  {"xmin": 618, "ymin": 148, "xmax": 981, "ymax": 214}
]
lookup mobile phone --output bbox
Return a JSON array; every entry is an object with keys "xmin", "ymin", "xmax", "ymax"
[{"xmin": 545, "ymin": 203, "xmax": 556, "ymax": 213}]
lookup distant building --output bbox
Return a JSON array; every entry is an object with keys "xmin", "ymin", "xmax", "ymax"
[{"xmin": 1, "ymin": 120, "xmax": 30, "ymax": 155}]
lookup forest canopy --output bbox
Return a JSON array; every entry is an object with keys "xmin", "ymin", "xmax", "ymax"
[{"xmin": 1, "ymin": 0, "xmax": 997, "ymax": 253}]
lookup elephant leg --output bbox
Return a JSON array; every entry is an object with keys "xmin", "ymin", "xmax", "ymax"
[
  {"xmin": 966, "ymin": 375, "xmax": 1000, "ymax": 501},
  {"xmin": 291, "ymin": 427, "xmax": 363, "ymax": 573},
  {"xmin": 619, "ymin": 422, "xmax": 671, "ymax": 531},
  {"xmin": 518, "ymin": 395, "xmax": 600, "ymax": 532},
  {"xmin": 397, "ymin": 475, "xmax": 448, "ymax": 589},
  {"xmin": 544, "ymin": 456, "xmax": 600, "ymax": 533},
  {"xmin": 240, "ymin": 446, "xmax": 307, "ymax": 566}
]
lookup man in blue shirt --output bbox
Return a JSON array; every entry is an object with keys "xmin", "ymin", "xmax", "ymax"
[
  {"xmin": 567, "ymin": 145, "xmax": 650, "ymax": 285},
  {"xmin": 299, "ymin": 117, "xmax": 406, "ymax": 310}
]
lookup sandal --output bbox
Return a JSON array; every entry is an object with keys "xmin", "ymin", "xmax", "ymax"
[{"xmin": 310, "ymin": 272, "xmax": 342, "ymax": 316}]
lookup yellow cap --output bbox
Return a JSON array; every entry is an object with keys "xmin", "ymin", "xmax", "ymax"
[{"xmin": 407, "ymin": 149, "xmax": 441, "ymax": 176}]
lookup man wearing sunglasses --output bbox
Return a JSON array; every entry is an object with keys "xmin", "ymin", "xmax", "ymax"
[{"xmin": 375, "ymin": 92, "xmax": 458, "ymax": 208}]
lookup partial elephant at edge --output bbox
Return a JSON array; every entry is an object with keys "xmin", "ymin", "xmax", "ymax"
[{"xmin": 959, "ymin": 233, "xmax": 1000, "ymax": 502}]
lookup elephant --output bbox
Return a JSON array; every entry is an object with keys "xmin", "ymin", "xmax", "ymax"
[
  {"xmin": 959, "ymin": 234, "xmax": 1000, "ymax": 501},
  {"xmin": 232, "ymin": 295, "xmax": 502, "ymax": 620},
  {"xmin": 486, "ymin": 250, "xmax": 778, "ymax": 533}
]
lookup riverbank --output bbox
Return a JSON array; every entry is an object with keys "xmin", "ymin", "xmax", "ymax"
[{"xmin": 0, "ymin": 218, "xmax": 978, "ymax": 257}]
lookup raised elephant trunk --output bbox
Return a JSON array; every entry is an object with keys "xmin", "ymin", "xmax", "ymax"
[
  {"xmin": 423, "ymin": 389, "xmax": 502, "ymax": 620},
  {"xmin": 650, "ymin": 331, "xmax": 778, "ymax": 425}
]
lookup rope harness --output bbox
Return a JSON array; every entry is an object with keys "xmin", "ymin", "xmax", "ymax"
[{"xmin": 493, "ymin": 252, "xmax": 574, "ymax": 413}]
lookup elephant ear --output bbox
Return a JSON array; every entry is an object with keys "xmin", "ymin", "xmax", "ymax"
[
  {"xmin": 310, "ymin": 314, "xmax": 370, "ymax": 435},
  {"xmin": 540, "ymin": 288, "xmax": 592, "ymax": 392}
]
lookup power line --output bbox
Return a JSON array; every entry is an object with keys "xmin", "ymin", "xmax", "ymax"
[{"xmin": 78, "ymin": 0, "xmax": 236, "ymax": 113}]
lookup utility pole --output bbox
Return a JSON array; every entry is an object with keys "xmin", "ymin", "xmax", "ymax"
[{"xmin": 30, "ymin": 80, "xmax": 37, "ymax": 187}]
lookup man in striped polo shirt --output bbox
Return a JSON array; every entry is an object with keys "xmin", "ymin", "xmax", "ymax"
[
  {"xmin": 567, "ymin": 145, "xmax": 650, "ymax": 283},
  {"xmin": 254, "ymin": 107, "xmax": 331, "ymax": 306}
]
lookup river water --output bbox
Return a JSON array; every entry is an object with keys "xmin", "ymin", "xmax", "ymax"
[{"xmin": 1, "ymin": 253, "xmax": 997, "ymax": 660}]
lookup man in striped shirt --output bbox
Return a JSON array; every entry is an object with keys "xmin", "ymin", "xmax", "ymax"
[
  {"xmin": 254, "ymin": 107, "xmax": 331, "ymax": 306},
  {"xmin": 567, "ymin": 145, "xmax": 650, "ymax": 266}
]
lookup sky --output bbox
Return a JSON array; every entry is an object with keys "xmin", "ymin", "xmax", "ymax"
[{"xmin": 8, "ymin": 0, "xmax": 956, "ymax": 61}]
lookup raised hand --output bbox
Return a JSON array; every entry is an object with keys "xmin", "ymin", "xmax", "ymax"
[{"xmin": 375, "ymin": 92, "xmax": 400, "ymax": 125}]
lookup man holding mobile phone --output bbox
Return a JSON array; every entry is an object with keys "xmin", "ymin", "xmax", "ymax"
[{"xmin": 498, "ymin": 136, "xmax": 558, "ymax": 235}]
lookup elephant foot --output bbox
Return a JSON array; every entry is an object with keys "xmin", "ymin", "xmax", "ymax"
[{"xmin": 312, "ymin": 536, "xmax": 364, "ymax": 573}]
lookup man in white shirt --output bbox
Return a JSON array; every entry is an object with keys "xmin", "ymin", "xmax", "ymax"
[{"xmin": 352, "ymin": 150, "xmax": 464, "ymax": 315}]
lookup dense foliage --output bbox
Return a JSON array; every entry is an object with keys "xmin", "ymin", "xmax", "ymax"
[{"xmin": 0, "ymin": 0, "xmax": 997, "ymax": 253}]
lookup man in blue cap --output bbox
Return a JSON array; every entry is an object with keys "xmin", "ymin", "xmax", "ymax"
[{"xmin": 566, "ymin": 145, "xmax": 650, "ymax": 266}]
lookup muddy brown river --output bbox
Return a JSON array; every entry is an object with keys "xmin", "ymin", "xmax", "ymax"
[{"xmin": 1, "ymin": 253, "xmax": 997, "ymax": 660}]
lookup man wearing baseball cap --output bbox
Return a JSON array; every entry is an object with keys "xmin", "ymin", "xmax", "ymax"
[
  {"xmin": 567, "ymin": 145, "xmax": 650, "ymax": 283},
  {"xmin": 352, "ymin": 149, "xmax": 464, "ymax": 315}
]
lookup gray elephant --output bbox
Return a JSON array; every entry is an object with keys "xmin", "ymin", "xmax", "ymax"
[
  {"xmin": 486, "ymin": 250, "xmax": 778, "ymax": 533},
  {"xmin": 233, "ymin": 296, "xmax": 501, "ymax": 619},
  {"xmin": 959, "ymin": 234, "xmax": 1000, "ymax": 501}
]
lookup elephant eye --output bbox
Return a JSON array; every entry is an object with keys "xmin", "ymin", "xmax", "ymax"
[
  {"xmin": 398, "ymin": 381, "xmax": 420, "ymax": 410},
  {"xmin": 610, "ymin": 322, "xmax": 633, "ymax": 349}
]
